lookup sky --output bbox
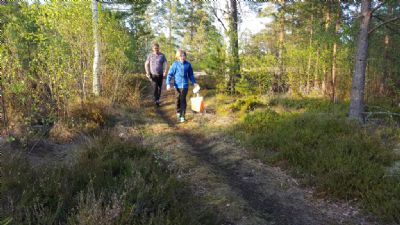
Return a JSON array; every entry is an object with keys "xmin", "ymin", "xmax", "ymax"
[
  {"xmin": 26, "ymin": 0, "xmax": 272, "ymax": 36},
  {"xmin": 238, "ymin": 2, "xmax": 272, "ymax": 35},
  {"xmin": 211, "ymin": 1, "xmax": 273, "ymax": 47},
  {"xmin": 213, "ymin": 1, "xmax": 273, "ymax": 34},
  {"xmin": 102, "ymin": 1, "xmax": 273, "ymax": 36}
]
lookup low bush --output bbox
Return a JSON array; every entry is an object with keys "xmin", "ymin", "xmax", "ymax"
[
  {"xmin": 67, "ymin": 98, "xmax": 116, "ymax": 131},
  {"xmin": 232, "ymin": 108, "xmax": 400, "ymax": 223},
  {"xmin": 227, "ymin": 96, "xmax": 264, "ymax": 114},
  {"xmin": 269, "ymin": 96, "xmax": 348, "ymax": 115},
  {"xmin": 0, "ymin": 134, "xmax": 218, "ymax": 225}
]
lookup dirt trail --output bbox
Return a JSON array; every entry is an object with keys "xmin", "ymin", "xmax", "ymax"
[
  {"xmin": 13, "ymin": 89, "xmax": 378, "ymax": 225},
  {"xmin": 139, "ymin": 91, "xmax": 377, "ymax": 225}
]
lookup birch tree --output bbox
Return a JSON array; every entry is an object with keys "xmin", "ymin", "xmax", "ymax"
[{"xmin": 92, "ymin": 0, "xmax": 101, "ymax": 96}]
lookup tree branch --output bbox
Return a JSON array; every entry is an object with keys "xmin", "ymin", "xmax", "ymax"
[
  {"xmin": 369, "ymin": 16, "xmax": 400, "ymax": 35},
  {"xmin": 373, "ymin": 15, "xmax": 400, "ymax": 36},
  {"xmin": 211, "ymin": 6, "xmax": 228, "ymax": 32},
  {"xmin": 371, "ymin": 1, "xmax": 386, "ymax": 15}
]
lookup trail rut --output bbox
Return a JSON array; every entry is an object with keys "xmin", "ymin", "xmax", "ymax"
[{"xmin": 140, "ymin": 92, "xmax": 376, "ymax": 225}]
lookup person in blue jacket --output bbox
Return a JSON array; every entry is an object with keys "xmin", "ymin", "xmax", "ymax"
[{"xmin": 166, "ymin": 49, "xmax": 199, "ymax": 123}]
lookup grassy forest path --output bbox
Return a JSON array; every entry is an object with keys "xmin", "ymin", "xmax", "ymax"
[
  {"xmin": 134, "ymin": 88, "xmax": 376, "ymax": 225},
  {"xmin": 12, "ymin": 85, "xmax": 382, "ymax": 225}
]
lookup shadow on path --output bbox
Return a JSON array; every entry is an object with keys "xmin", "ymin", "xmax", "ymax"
[{"xmin": 153, "ymin": 100, "xmax": 331, "ymax": 225}]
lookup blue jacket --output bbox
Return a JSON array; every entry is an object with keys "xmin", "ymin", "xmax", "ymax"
[{"xmin": 166, "ymin": 60, "xmax": 196, "ymax": 89}]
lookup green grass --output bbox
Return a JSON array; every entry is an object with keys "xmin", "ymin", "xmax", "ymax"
[
  {"xmin": 227, "ymin": 96, "xmax": 265, "ymax": 113},
  {"xmin": 269, "ymin": 96, "xmax": 348, "ymax": 114},
  {"xmin": 230, "ymin": 96, "xmax": 400, "ymax": 223},
  {"xmin": 0, "ymin": 134, "xmax": 219, "ymax": 225}
]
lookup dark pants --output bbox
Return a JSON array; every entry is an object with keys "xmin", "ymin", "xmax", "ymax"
[
  {"xmin": 175, "ymin": 88, "xmax": 188, "ymax": 117},
  {"xmin": 151, "ymin": 75, "xmax": 163, "ymax": 102}
]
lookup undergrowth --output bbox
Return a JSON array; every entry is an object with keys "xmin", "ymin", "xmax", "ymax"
[
  {"xmin": 229, "ymin": 96, "xmax": 400, "ymax": 223},
  {"xmin": 0, "ymin": 134, "xmax": 219, "ymax": 225}
]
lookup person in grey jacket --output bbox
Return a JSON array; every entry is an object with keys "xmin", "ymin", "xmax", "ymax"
[
  {"xmin": 166, "ymin": 49, "xmax": 199, "ymax": 122},
  {"xmin": 145, "ymin": 43, "xmax": 168, "ymax": 107}
]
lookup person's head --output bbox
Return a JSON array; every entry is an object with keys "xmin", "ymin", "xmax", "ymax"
[
  {"xmin": 175, "ymin": 49, "xmax": 186, "ymax": 62},
  {"xmin": 152, "ymin": 43, "xmax": 160, "ymax": 54}
]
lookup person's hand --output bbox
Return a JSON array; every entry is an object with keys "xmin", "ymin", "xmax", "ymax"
[
  {"xmin": 146, "ymin": 73, "xmax": 151, "ymax": 80},
  {"xmin": 166, "ymin": 84, "xmax": 171, "ymax": 91},
  {"xmin": 193, "ymin": 83, "xmax": 200, "ymax": 93}
]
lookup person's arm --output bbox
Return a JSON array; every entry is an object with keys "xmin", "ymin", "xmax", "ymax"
[
  {"xmin": 188, "ymin": 63, "xmax": 196, "ymax": 85},
  {"xmin": 144, "ymin": 57, "xmax": 150, "ymax": 77},
  {"xmin": 163, "ymin": 56, "xmax": 168, "ymax": 78},
  {"xmin": 166, "ymin": 62, "xmax": 175, "ymax": 90}
]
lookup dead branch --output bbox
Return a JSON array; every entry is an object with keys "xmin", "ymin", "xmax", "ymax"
[{"xmin": 369, "ymin": 16, "xmax": 400, "ymax": 35}]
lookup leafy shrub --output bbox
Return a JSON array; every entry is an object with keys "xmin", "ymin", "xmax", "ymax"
[{"xmin": 228, "ymin": 96, "xmax": 264, "ymax": 114}]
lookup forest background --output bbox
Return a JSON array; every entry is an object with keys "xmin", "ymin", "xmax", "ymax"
[{"xmin": 1, "ymin": 0, "xmax": 400, "ymax": 224}]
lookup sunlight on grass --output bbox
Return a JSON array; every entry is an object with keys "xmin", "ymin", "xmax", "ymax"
[{"xmin": 221, "ymin": 95, "xmax": 400, "ymax": 223}]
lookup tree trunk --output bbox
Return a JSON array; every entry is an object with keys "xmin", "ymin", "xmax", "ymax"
[
  {"xmin": 0, "ymin": 83, "xmax": 8, "ymax": 134},
  {"xmin": 322, "ymin": 8, "xmax": 331, "ymax": 95},
  {"xmin": 379, "ymin": 4, "xmax": 393, "ymax": 96},
  {"xmin": 92, "ymin": 0, "xmax": 101, "ymax": 96},
  {"xmin": 331, "ymin": 0, "xmax": 340, "ymax": 103},
  {"xmin": 314, "ymin": 48, "xmax": 320, "ymax": 90},
  {"xmin": 168, "ymin": 0, "xmax": 173, "ymax": 62},
  {"xmin": 306, "ymin": 12, "xmax": 314, "ymax": 94},
  {"xmin": 276, "ymin": 0, "xmax": 285, "ymax": 93},
  {"xmin": 189, "ymin": 1, "xmax": 194, "ymax": 41},
  {"xmin": 349, "ymin": 0, "xmax": 371, "ymax": 121},
  {"xmin": 228, "ymin": 0, "xmax": 240, "ymax": 94}
]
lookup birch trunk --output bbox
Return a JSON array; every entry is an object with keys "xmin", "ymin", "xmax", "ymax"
[{"xmin": 92, "ymin": 0, "xmax": 101, "ymax": 96}]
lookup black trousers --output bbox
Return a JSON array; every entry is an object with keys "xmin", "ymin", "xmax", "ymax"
[
  {"xmin": 175, "ymin": 88, "xmax": 188, "ymax": 117},
  {"xmin": 151, "ymin": 75, "xmax": 163, "ymax": 102}
]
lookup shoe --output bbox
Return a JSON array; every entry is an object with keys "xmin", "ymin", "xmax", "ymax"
[
  {"xmin": 155, "ymin": 100, "xmax": 160, "ymax": 107},
  {"xmin": 176, "ymin": 113, "xmax": 180, "ymax": 119},
  {"xmin": 179, "ymin": 117, "xmax": 185, "ymax": 123}
]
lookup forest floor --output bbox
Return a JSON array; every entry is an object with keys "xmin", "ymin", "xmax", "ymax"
[
  {"xmin": 129, "ymin": 90, "xmax": 380, "ymax": 225},
  {"xmin": 16, "ymin": 89, "xmax": 385, "ymax": 225}
]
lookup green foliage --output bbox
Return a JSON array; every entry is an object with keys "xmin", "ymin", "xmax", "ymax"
[
  {"xmin": 231, "ymin": 99, "xmax": 400, "ymax": 223},
  {"xmin": 0, "ymin": 1, "xmax": 146, "ymax": 137},
  {"xmin": 181, "ymin": 9, "xmax": 226, "ymax": 80},
  {"xmin": 148, "ymin": 0, "xmax": 188, "ymax": 63},
  {"xmin": 227, "ymin": 96, "xmax": 264, "ymax": 114},
  {"xmin": 238, "ymin": 48, "xmax": 275, "ymax": 95},
  {"xmin": 269, "ymin": 96, "xmax": 348, "ymax": 115},
  {"xmin": 0, "ymin": 135, "xmax": 219, "ymax": 225}
]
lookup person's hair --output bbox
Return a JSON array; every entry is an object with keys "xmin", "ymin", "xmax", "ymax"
[
  {"xmin": 175, "ymin": 49, "xmax": 186, "ymax": 59},
  {"xmin": 152, "ymin": 43, "xmax": 160, "ymax": 48}
]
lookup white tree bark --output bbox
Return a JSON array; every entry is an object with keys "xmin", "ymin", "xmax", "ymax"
[
  {"xmin": 349, "ymin": 0, "xmax": 371, "ymax": 121},
  {"xmin": 92, "ymin": 0, "xmax": 101, "ymax": 96}
]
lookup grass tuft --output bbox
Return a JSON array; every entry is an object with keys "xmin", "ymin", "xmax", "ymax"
[
  {"xmin": 0, "ymin": 134, "xmax": 219, "ymax": 225},
  {"xmin": 231, "ymin": 97, "xmax": 400, "ymax": 223}
]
